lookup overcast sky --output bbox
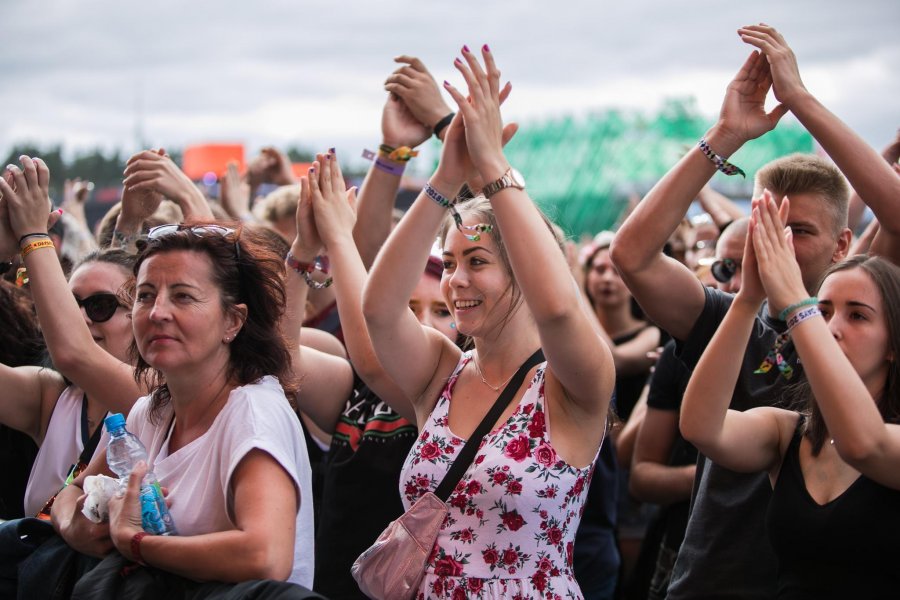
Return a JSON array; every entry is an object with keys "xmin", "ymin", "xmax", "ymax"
[{"xmin": 2, "ymin": 0, "xmax": 898, "ymax": 168}]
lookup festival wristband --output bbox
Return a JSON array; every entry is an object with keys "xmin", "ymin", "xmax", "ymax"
[
  {"xmin": 21, "ymin": 238, "xmax": 55, "ymax": 258},
  {"xmin": 698, "ymin": 139, "xmax": 746, "ymax": 178},
  {"xmin": 787, "ymin": 306, "xmax": 822, "ymax": 330},
  {"xmin": 778, "ymin": 297, "xmax": 818, "ymax": 322}
]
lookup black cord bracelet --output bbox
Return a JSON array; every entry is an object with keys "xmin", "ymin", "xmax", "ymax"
[{"xmin": 433, "ymin": 112, "xmax": 455, "ymax": 139}]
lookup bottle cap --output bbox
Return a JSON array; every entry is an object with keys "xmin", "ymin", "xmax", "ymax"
[{"xmin": 104, "ymin": 413, "xmax": 126, "ymax": 432}]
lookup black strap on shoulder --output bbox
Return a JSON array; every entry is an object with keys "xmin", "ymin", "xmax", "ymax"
[
  {"xmin": 434, "ymin": 348, "xmax": 544, "ymax": 502},
  {"xmin": 78, "ymin": 394, "xmax": 104, "ymax": 465}
]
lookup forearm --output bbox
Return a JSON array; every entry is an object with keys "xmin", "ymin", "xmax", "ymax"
[
  {"xmin": 613, "ymin": 125, "xmax": 743, "ymax": 273},
  {"xmin": 790, "ymin": 316, "xmax": 890, "ymax": 463},
  {"xmin": 352, "ymin": 162, "xmax": 404, "ymax": 269},
  {"xmin": 629, "ymin": 462, "xmax": 695, "ymax": 505},
  {"xmin": 680, "ymin": 298, "xmax": 757, "ymax": 448},
  {"xmin": 133, "ymin": 529, "xmax": 293, "ymax": 582},
  {"xmin": 788, "ymin": 92, "xmax": 900, "ymax": 233},
  {"xmin": 698, "ymin": 185, "xmax": 745, "ymax": 228}
]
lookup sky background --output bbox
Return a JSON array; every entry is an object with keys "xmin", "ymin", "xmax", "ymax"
[{"xmin": 2, "ymin": 0, "xmax": 898, "ymax": 171}]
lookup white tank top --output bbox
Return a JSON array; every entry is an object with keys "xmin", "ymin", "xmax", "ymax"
[{"xmin": 24, "ymin": 385, "xmax": 90, "ymax": 516}]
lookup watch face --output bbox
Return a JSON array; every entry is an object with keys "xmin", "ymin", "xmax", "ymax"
[{"xmin": 509, "ymin": 168, "xmax": 525, "ymax": 189}]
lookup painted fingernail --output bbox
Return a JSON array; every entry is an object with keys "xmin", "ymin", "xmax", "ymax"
[
  {"xmin": 329, "ymin": 147, "xmax": 336, "ymax": 154},
  {"xmin": 483, "ymin": 44, "xmax": 490, "ymax": 52},
  {"xmin": 444, "ymin": 80, "xmax": 450, "ymax": 87},
  {"xmin": 57, "ymin": 208, "xmax": 64, "ymax": 214},
  {"xmin": 462, "ymin": 45, "xmax": 470, "ymax": 53},
  {"xmin": 454, "ymin": 57, "xmax": 462, "ymax": 65}
]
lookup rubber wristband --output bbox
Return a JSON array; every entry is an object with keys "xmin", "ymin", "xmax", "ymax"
[
  {"xmin": 433, "ymin": 112, "xmax": 455, "ymax": 139},
  {"xmin": 779, "ymin": 297, "xmax": 818, "ymax": 322},
  {"xmin": 18, "ymin": 232, "xmax": 50, "ymax": 246},
  {"xmin": 131, "ymin": 531, "xmax": 149, "ymax": 565}
]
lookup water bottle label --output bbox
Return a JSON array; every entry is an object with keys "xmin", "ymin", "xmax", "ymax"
[{"xmin": 140, "ymin": 481, "xmax": 175, "ymax": 535}]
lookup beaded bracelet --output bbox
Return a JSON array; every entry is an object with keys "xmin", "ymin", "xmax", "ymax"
[
  {"xmin": 787, "ymin": 306, "xmax": 821, "ymax": 330},
  {"xmin": 778, "ymin": 297, "xmax": 818, "ymax": 322},
  {"xmin": 286, "ymin": 251, "xmax": 333, "ymax": 289},
  {"xmin": 21, "ymin": 238, "xmax": 55, "ymax": 259},
  {"xmin": 698, "ymin": 139, "xmax": 746, "ymax": 178}
]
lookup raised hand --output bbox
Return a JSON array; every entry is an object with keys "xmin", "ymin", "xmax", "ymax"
[
  {"xmin": 716, "ymin": 49, "xmax": 789, "ymax": 149},
  {"xmin": 738, "ymin": 25, "xmax": 808, "ymax": 109},
  {"xmin": 385, "ymin": 56, "xmax": 454, "ymax": 139},
  {"xmin": 381, "ymin": 93, "xmax": 431, "ymax": 149},
  {"xmin": 310, "ymin": 150, "xmax": 357, "ymax": 252},
  {"xmin": 291, "ymin": 162, "xmax": 324, "ymax": 261},
  {"xmin": 750, "ymin": 192, "xmax": 807, "ymax": 314},
  {"xmin": 123, "ymin": 150, "xmax": 213, "ymax": 219},
  {"xmin": 246, "ymin": 146, "xmax": 297, "ymax": 189},
  {"xmin": 219, "ymin": 161, "xmax": 252, "ymax": 219},
  {"xmin": 0, "ymin": 156, "xmax": 53, "ymax": 241}
]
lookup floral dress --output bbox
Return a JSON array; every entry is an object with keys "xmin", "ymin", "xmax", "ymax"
[{"xmin": 400, "ymin": 352, "xmax": 600, "ymax": 599}]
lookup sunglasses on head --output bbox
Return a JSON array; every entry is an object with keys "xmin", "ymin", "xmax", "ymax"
[
  {"xmin": 75, "ymin": 293, "xmax": 122, "ymax": 323},
  {"xmin": 146, "ymin": 224, "xmax": 240, "ymax": 260},
  {"xmin": 710, "ymin": 258, "xmax": 738, "ymax": 283}
]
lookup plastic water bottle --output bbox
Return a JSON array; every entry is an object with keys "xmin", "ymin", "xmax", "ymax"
[{"xmin": 105, "ymin": 413, "xmax": 176, "ymax": 535}]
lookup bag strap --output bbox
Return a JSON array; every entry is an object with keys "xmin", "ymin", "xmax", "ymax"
[{"xmin": 433, "ymin": 348, "xmax": 544, "ymax": 502}]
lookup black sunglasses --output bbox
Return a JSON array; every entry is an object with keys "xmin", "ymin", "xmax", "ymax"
[
  {"xmin": 75, "ymin": 293, "xmax": 122, "ymax": 323},
  {"xmin": 710, "ymin": 258, "xmax": 738, "ymax": 283},
  {"xmin": 146, "ymin": 224, "xmax": 240, "ymax": 261}
]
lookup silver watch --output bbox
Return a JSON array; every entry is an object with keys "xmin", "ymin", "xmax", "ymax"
[{"xmin": 481, "ymin": 167, "xmax": 526, "ymax": 199}]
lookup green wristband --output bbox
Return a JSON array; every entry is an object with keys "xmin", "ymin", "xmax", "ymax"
[{"xmin": 779, "ymin": 297, "xmax": 818, "ymax": 322}]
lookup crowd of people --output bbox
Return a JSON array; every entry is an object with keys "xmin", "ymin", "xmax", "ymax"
[{"xmin": 1, "ymin": 23, "xmax": 899, "ymax": 600}]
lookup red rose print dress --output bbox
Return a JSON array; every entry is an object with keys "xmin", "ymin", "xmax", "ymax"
[{"xmin": 400, "ymin": 352, "xmax": 600, "ymax": 599}]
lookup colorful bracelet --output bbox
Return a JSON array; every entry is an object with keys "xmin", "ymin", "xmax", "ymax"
[
  {"xmin": 778, "ymin": 297, "xmax": 818, "ymax": 322},
  {"xmin": 423, "ymin": 182, "xmax": 493, "ymax": 242},
  {"xmin": 787, "ymin": 306, "xmax": 822, "ymax": 330},
  {"xmin": 378, "ymin": 144, "xmax": 419, "ymax": 163},
  {"xmin": 15, "ymin": 267, "xmax": 28, "ymax": 287},
  {"xmin": 21, "ymin": 238, "xmax": 54, "ymax": 259},
  {"xmin": 286, "ymin": 251, "xmax": 333, "ymax": 289},
  {"xmin": 374, "ymin": 157, "xmax": 406, "ymax": 177},
  {"xmin": 131, "ymin": 531, "xmax": 149, "ymax": 566},
  {"xmin": 433, "ymin": 112, "xmax": 455, "ymax": 139},
  {"xmin": 698, "ymin": 139, "xmax": 746, "ymax": 178}
]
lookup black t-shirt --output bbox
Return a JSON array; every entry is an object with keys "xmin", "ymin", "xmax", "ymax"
[
  {"xmin": 668, "ymin": 286, "xmax": 799, "ymax": 600},
  {"xmin": 645, "ymin": 339, "xmax": 697, "ymax": 551},
  {"xmin": 314, "ymin": 375, "xmax": 417, "ymax": 599},
  {"xmin": 612, "ymin": 326, "xmax": 655, "ymax": 421}
]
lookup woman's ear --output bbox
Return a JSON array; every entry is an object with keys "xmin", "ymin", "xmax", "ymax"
[{"xmin": 224, "ymin": 303, "xmax": 248, "ymax": 343}]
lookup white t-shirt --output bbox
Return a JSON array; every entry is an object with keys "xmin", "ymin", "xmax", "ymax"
[
  {"xmin": 126, "ymin": 376, "xmax": 314, "ymax": 587},
  {"xmin": 25, "ymin": 385, "xmax": 88, "ymax": 517}
]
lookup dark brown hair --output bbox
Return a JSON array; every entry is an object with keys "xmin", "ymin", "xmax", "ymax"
[
  {"xmin": 130, "ymin": 221, "xmax": 296, "ymax": 422},
  {"xmin": 791, "ymin": 255, "xmax": 900, "ymax": 455}
]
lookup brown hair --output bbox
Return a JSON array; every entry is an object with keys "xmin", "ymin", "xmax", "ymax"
[
  {"xmin": 791, "ymin": 255, "xmax": 900, "ymax": 455},
  {"xmin": 437, "ymin": 196, "xmax": 564, "ymax": 334},
  {"xmin": 753, "ymin": 154, "xmax": 850, "ymax": 237},
  {"xmin": 130, "ymin": 221, "xmax": 296, "ymax": 422}
]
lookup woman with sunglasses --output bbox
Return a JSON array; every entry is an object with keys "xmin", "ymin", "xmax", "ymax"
[
  {"xmin": 363, "ymin": 46, "xmax": 615, "ymax": 598},
  {"xmin": 0, "ymin": 156, "xmax": 144, "ymax": 523},
  {"xmin": 51, "ymin": 221, "xmax": 316, "ymax": 592}
]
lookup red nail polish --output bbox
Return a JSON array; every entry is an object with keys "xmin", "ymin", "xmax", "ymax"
[
  {"xmin": 462, "ymin": 45, "xmax": 470, "ymax": 53},
  {"xmin": 454, "ymin": 57, "xmax": 462, "ymax": 64},
  {"xmin": 483, "ymin": 44, "xmax": 490, "ymax": 52}
]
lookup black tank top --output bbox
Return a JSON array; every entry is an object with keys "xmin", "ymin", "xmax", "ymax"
[{"xmin": 766, "ymin": 428, "xmax": 900, "ymax": 599}]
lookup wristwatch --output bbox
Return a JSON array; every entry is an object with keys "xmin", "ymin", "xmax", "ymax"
[{"xmin": 481, "ymin": 167, "xmax": 526, "ymax": 199}]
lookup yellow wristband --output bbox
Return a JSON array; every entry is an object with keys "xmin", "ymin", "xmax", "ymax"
[{"xmin": 21, "ymin": 238, "xmax": 55, "ymax": 259}]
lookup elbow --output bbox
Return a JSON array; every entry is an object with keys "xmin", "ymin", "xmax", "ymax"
[
  {"xmin": 245, "ymin": 543, "xmax": 293, "ymax": 582},
  {"xmin": 609, "ymin": 236, "xmax": 643, "ymax": 278},
  {"xmin": 628, "ymin": 464, "xmax": 651, "ymax": 502},
  {"xmin": 834, "ymin": 436, "xmax": 883, "ymax": 470}
]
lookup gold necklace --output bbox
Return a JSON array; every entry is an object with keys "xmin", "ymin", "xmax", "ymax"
[{"xmin": 472, "ymin": 353, "xmax": 516, "ymax": 392}]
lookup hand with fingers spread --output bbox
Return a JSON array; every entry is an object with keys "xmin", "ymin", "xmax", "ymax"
[
  {"xmin": 750, "ymin": 193, "xmax": 808, "ymax": 315},
  {"xmin": 309, "ymin": 150, "xmax": 357, "ymax": 253},
  {"xmin": 385, "ymin": 56, "xmax": 454, "ymax": 141},
  {"xmin": 123, "ymin": 150, "xmax": 213, "ymax": 219},
  {"xmin": 738, "ymin": 24, "xmax": 808, "ymax": 109},
  {"xmin": 442, "ymin": 45, "xmax": 511, "ymax": 184},
  {"xmin": 716, "ymin": 48, "xmax": 789, "ymax": 149},
  {"xmin": 220, "ymin": 161, "xmax": 252, "ymax": 220}
]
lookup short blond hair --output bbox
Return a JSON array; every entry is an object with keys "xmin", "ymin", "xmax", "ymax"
[
  {"xmin": 254, "ymin": 184, "xmax": 301, "ymax": 223},
  {"xmin": 753, "ymin": 154, "xmax": 849, "ymax": 237}
]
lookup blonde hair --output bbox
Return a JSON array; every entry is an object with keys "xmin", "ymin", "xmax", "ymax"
[
  {"xmin": 753, "ymin": 154, "xmax": 849, "ymax": 237},
  {"xmin": 254, "ymin": 184, "xmax": 301, "ymax": 223}
]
